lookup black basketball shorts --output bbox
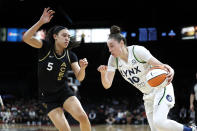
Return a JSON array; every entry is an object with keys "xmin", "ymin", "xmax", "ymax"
[{"xmin": 40, "ymin": 87, "xmax": 75, "ymax": 114}]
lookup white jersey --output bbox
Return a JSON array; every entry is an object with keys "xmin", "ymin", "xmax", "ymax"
[{"xmin": 107, "ymin": 45, "xmax": 153, "ymax": 94}]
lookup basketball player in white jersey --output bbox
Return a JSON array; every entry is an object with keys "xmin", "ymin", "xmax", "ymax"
[{"xmin": 97, "ymin": 25, "xmax": 197, "ymax": 131}]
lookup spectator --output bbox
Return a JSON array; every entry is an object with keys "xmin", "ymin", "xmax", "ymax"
[
  {"xmin": 190, "ymin": 72, "xmax": 197, "ymax": 125},
  {"xmin": 106, "ymin": 114, "xmax": 116, "ymax": 125},
  {"xmin": 179, "ymin": 107, "xmax": 187, "ymax": 124}
]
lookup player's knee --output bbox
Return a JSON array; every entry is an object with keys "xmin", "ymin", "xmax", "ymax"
[{"xmin": 77, "ymin": 112, "xmax": 89, "ymax": 123}]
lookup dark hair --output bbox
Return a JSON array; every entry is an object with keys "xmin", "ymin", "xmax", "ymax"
[
  {"xmin": 45, "ymin": 25, "xmax": 80, "ymax": 50},
  {"xmin": 108, "ymin": 25, "xmax": 127, "ymax": 45}
]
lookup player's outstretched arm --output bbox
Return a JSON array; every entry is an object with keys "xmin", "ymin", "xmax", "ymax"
[
  {"xmin": 23, "ymin": 7, "xmax": 55, "ymax": 48},
  {"xmin": 97, "ymin": 65, "xmax": 115, "ymax": 89}
]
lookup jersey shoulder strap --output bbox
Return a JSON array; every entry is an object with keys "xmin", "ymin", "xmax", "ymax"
[
  {"xmin": 66, "ymin": 49, "xmax": 71, "ymax": 64},
  {"xmin": 132, "ymin": 45, "xmax": 146, "ymax": 63}
]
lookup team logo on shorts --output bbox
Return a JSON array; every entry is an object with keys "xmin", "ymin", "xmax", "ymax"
[{"xmin": 166, "ymin": 95, "xmax": 172, "ymax": 102}]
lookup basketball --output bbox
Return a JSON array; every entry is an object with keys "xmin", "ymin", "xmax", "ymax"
[{"xmin": 146, "ymin": 65, "xmax": 168, "ymax": 88}]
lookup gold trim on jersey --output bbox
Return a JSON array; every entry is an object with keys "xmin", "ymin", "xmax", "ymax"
[
  {"xmin": 53, "ymin": 50, "xmax": 66, "ymax": 59},
  {"xmin": 39, "ymin": 50, "xmax": 51, "ymax": 62},
  {"xmin": 66, "ymin": 50, "xmax": 71, "ymax": 64}
]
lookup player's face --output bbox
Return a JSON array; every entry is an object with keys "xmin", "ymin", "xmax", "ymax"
[
  {"xmin": 107, "ymin": 39, "xmax": 122, "ymax": 57},
  {"xmin": 55, "ymin": 29, "xmax": 70, "ymax": 48}
]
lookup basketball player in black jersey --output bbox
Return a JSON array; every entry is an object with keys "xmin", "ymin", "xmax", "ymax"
[{"xmin": 23, "ymin": 8, "xmax": 91, "ymax": 131}]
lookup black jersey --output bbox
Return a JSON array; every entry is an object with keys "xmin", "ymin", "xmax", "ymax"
[{"xmin": 38, "ymin": 40, "xmax": 78, "ymax": 94}]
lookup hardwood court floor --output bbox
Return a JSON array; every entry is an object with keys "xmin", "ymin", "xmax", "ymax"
[{"xmin": 0, "ymin": 124, "xmax": 151, "ymax": 131}]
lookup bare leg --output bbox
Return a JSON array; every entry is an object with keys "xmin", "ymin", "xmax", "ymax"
[
  {"xmin": 63, "ymin": 96, "xmax": 91, "ymax": 131},
  {"xmin": 48, "ymin": 107, "xmax": 71, "ymax": 131}
]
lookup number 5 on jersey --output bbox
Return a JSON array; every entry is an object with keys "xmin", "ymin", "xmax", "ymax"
[{"xmin": 47, "ymin": 62, "xmax": 54, "ymax": 71}]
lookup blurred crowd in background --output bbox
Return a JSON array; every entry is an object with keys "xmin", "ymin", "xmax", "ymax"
[{"xmin": 0, "ymin": 96, "xmax": 195, "ymax": 126}]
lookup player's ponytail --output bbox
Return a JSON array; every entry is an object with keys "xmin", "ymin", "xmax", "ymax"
[
  {"xmin": 67, "ymin": 36, "xmax": 80, "ymax": 50},
  {"xmin": 108, "ymin": 25, "xmax": 127, "ymax": 46}
]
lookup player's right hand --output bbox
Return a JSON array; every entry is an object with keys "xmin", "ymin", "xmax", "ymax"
[
  {"xmin": 39, "ymin": 7, "xmax": 55, "ymax": 24},
  {"xmin": 97, "ymin": 65, "xmax": 108, "ymax": 73},
  {"xmin": 163, "ymin": 64, "xmax": 174, "ymax": 85}
]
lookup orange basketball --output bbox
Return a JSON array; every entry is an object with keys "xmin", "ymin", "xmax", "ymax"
[{"xmin": 146, "ymin": 65, "xmax": 168, "ymax": 88}]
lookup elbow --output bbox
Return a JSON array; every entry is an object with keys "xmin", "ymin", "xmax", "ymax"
[
  {"xmin": 104, "ymin": 86, "xmax": 111, "ymax": 89},
  {"xmin": 76, "ymin": 70, "xmax": 86, "ymax": 82},
  {"xmin": 22, "ymin": 35, "xmax": 28, "ymax": 43},
  {"xmin": 78, "ymin": 79, "xmax": 83, "ymax": 82},
  {"xmin": 22, "ymin": 33, "xmax": 31, "ymax": 44},
  {"xmin": 103, "ymin": 84, "xmax": 111, "ymax": 89},
  {"xmin": 76, "ymin": 77, "xmax": 84, "ymax": 82},
  {"xmin": 102, "ymin": 80, "xmax": 112, "ymax": 89}
]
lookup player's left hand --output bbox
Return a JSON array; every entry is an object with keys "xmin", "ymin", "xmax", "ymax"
[
  {"xmin": 79, "ymin": 58, "xmax": 88, "ymax": 69},
  {"xmin": 163, "ymin": 64, "xmax": 174, "ymax": 85},
  {"xmin": 39, "ymin": 7, "xmax": 55, "ymax": 24}
]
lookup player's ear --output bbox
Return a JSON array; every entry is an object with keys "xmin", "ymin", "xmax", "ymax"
[
  {"xmin": 53, "ymin": 34, "xmax": 57, "ymax": 40},
  {"xmin": 120, "ymin": 40, "xmax": 124, "ymax": 47}
]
